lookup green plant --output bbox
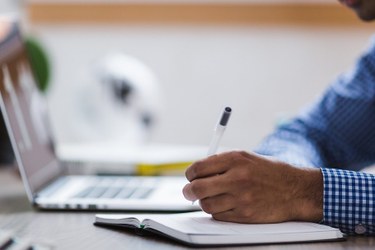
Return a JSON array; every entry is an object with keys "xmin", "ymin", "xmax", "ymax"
[{"xmin": 24, "ymin": 36, "xmax": 50, "ymax": 93}]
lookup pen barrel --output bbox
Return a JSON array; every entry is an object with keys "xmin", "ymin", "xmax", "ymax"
[{"xmin": 207, "ymin": 125, "xmax": 225, "ymax": 156}]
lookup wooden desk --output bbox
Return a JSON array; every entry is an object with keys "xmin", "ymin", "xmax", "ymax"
[{"xmin": 0, "ymin": 168, "xmax": 374, "ymax": 250}]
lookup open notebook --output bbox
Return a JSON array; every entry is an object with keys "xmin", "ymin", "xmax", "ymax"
[{"xmin": 95, "ymin": 211, "xmax": 345, "ymax": 246}]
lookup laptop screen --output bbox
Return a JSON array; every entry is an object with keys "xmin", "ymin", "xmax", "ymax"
[{"xmin": 0, "ymin": 17, "xmax": 61, "ymax": 199}]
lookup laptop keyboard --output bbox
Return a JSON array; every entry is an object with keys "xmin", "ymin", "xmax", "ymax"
[{"xmin": 72, "ymin": 177, "xmax": 156, "ymax": 200}]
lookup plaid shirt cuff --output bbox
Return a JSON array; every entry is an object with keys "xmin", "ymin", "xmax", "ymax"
[{"xmin": 321, "ymin": 168, "xmax": 375, "ymax": 235}]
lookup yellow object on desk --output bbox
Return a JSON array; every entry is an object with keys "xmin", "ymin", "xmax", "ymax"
[{"xmin": 136, "ymin": 162, "xmax": 193, "ymax": 176}]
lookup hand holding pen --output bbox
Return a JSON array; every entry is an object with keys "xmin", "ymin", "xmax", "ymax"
[{"xmin": 183, "ymin": 107, "xmax": 323, "ymax": 224}]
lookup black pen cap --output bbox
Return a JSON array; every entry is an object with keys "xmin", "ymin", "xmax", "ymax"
[{"xmin": 219, "ymin": 107, "xmax": 232, "ymax": 126}]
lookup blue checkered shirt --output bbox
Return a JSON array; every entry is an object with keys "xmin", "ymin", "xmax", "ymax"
[{"xmin": 255, "ymin": 38, "xmax": 375, "ymax": 235}]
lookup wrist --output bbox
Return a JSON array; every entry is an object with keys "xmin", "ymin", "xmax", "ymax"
[{"xmin": 292, "ymin": 167, "xmax": 323, "ymax": 222}]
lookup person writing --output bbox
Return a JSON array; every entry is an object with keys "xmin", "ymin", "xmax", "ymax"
[{"xmin": 183, "ymin": 0, "xmax": 375, "ymax": 235}]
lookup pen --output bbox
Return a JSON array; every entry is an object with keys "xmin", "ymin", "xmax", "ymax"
[
  {"xmin": 207, "ymin": 107, "xmax": 232, "ymax": 156},
  {"xmin": 193, "ymin": 107, "xmax": 232, "ymax": 205}
]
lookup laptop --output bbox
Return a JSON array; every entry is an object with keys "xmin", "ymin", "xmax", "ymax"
[{"xmin": 0, "ymin": 17, "xmax": 199, "ymax": 211}]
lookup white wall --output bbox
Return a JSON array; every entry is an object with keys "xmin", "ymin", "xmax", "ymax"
[
  {"xmin": 0, "ymin": 0, "xmax": 20, "ymax": 13},
  {"xmin": 29, "ymin": 24, "xmax": 373, "ymax": 151}
]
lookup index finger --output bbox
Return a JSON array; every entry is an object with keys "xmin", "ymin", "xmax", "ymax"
[{"xmin": 185, "ymin": 151, "xmax": 247, "ymax": 182}]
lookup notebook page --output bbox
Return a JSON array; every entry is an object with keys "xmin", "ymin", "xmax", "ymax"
[{"xmin": 145, "ymin": 211, "xmax": 339, "ymax": 235}]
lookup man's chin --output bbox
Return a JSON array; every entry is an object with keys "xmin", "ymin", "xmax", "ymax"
[
  {"xmin": 357, "ymin": 14, "xmax": 375, "ymax": 22},
  {"xmin": 354, "ymin": 8, "xmax": 375, "ymax": 21}
]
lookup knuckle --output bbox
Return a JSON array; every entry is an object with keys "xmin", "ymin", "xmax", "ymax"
[
  {"xmin": 186, "ymin": 160, "xmax": 204, "ymax": 180},
  {"xmin": 228, "ymin": 150, "xmax": 242, "ymax": 160},
  {"xmin": 226, "ymin": 151, "xmax": 248, "ymax": 167},
  {"xmin": 238, "ymin": 193, "xmax": 252, "ymax": 205},
  {"xmin": 230, "ymin": 167, "xmax": 251, "ymax": 184},
  {"xmin": 239, "ymin": 150, "xmax": 252, "ymax": 157},
  {"xmin": 239, "ymin": 151, "xmax": 253, "ymax": 160},
  {"xmin": 190, "ymin": 181, "xmax": 205, "ymax": 198},
  {"xmin": 194, "ymin": 159, "xmax": 205, "ymax": 167},
  {"xmin": 238, "ymin": 207, "xmax": 255, "ymax": 219},
  {"xmin": 212, "ymin": 213, "xmax": 224, "ymax": 221},
  {"xmin": 200, "ymin": 199, "xmax": 214, "ymax": 214},
  {"xmin": 230, "ymin": 150, "xmax": 248, "ymax": 160}
]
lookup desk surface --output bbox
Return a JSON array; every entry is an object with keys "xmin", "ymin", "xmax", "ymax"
[{"xmin": 0, "ymin": 167, "xmax": 374, "ymax": 250}]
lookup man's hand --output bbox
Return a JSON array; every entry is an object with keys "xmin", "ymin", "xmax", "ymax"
[{"xmin": 183, "ymin": 151, "xmax": 323, "ymax": 223}]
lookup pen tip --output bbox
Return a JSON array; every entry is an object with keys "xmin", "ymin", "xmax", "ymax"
[{"xmin": 225, "ymin": 107, "xmax": 232, "ymax": 112}]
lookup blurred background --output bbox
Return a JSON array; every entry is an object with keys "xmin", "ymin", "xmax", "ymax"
[{"xmin": 1, "ymin": 0, "xmax": 375, "ymax": 154}]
